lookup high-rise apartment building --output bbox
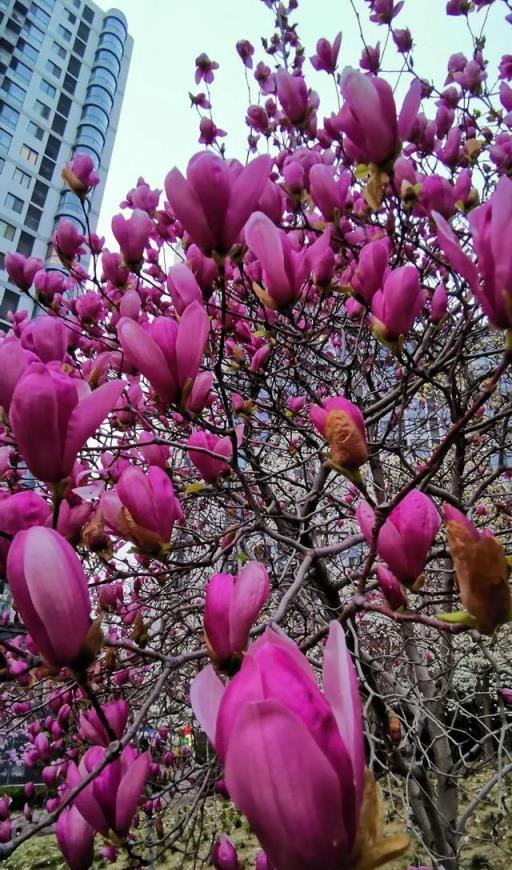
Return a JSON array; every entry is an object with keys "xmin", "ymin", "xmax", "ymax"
[{"xmin": 0, "ymin": 0, "xmax": 132, "ymax": 328}]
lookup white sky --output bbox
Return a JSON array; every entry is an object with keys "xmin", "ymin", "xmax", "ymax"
[{"xmin": 93, "ymin": 0, "xmax": 511, "ymax": 242}]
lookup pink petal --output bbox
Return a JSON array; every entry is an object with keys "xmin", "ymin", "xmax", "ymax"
[
  {"xmin": 225, "ymin": 699, "xmax": 346, "ymax": 870},
  {"xmin": 323, "ymin": 621, "xmax": 365, "ymax": 814},
  {"xmin": 115, "ymin": 751, "xmax": 150, "ymax": 837},
  {"xmin": 64, "ymin": 380, "xmax": 125, "ymax": 471},
  {"xmin": 190, "ymin": 665, "xmax": 225, "ymax": 746},
  {"xmin": 117, "ymin": 317, "xmax": 175, "ymax": 402},
  {"xmin": 229, "ymin": 562, "xmax": 270, "ymax": 653}
]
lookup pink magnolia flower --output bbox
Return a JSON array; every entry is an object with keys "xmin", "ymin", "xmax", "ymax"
[
  {"xmin": 56, "ymin": 806, "xmax": 95, "ymax": 870},
  {"xmin": 52, "ymin": 220, "xmax": 86, "ymax": 267},
  {"xmin": 138, "ymin": 431, "xmax": 170, "ymax": 468},
  {"xmin": 10, "ymin": 365, "xmax": 124, "ymax": 483},
  {"xmin": 371, "ymin": 265, "xmax": 426, "ymax": 344},
  {"xmin": 350, "ymin": 239, "xmax": 389, "ymax": 305},
  {"xmin": 20, "ymin": 316, "xmax": 69, "ymax": 363},
  {"xmin": 0, "ymin": 491, "xmax": 51, "ymax": 576},
  {"xmin": 79, "ymin": 699, "xmax": 129, "ymax": 746},
  {"xmin": 4, "ymin": 253, "xmax": 44, "ymax": 291},
  {"xmin": 117, "ymin": 301, "xmax": 208, "ymax": 405},
  {"xmin": 360, "ymin": 42, "xmax": 381, "ymax": 74},
  {"xmin": 275, "ymin": 69, "xmax": 309, "ymax": 124},
  {"xmin": 67, "ymin": 745, "xmax": 150, "ymax": 838},
  {"xmin": 431, "ymin": 285, "xmax": 448, "ymax": 323},
  {"xmin": 0, "ymin": 337, "xmax": 38, "ymax": 414},
  {"xmin": 245, "ymin": 211, "xmax": 309, "ymax": 307},
  {"xmin": 101, "ymin": 465, "xmax": 183, "ymax": 554},
  {"xmin": 33, "ymin": 268, "xmax": 68, "ymax": 302},
  {"xmin": 376, "ymin": 566, "xmax": 407, "ymax": 610},
  {"xmin": 165, "ymin": 151, "xmax": 272, "ymax": 255},
  {"xmin": 62, "ymin": 153, "xmax": 100, "ymax": 198},
  {"xmin": 122, "ymin": 177, "xmax": 160, "ymax": 212},
  {"xmin": 198, "ymin": 117, "xmax": 227, "ymax": 146},
  {"xmin": 311, "ymin": 396, "xmax": 368, "ymax": 470},
  {"xmin": 204, "ymin": 563, "xmax": 270, "ymax": 665},
  {"xmin": 111, "ymin": 209, "xmax": 154, "ymax": 269},
  {"xmin": 236, "ymin": 39, "xmax": 254, "ymax": 69},
  {"xmin": 187, "ymin": 429, "xmax": 241, "ymax": 483},
  {"xmin": 166, "ymin": 263, "xmax": 203, "ymax": 315},
  {"xmin": 6, "ymin": 527, "xmax": 95, "ymax": 669},
  {"xmin": 309, "ymin": 165, "xmax": 351, "ymax": 221},
  {"xmin": 195, "ymin": 52, "xmax": 219, "ymax": 84},
  {"xmin": 434, "ymin": 177, "xmax": 512, "ymax": 328},
  {"xmin": 310, "ymin": 33, "xmax": 342, "ymax": 74},
  {"xmin": 357, "ymin": 490, "xmax": 440, "ymax": 586},
  {"xmin": 191, "ymin": 622, "xmax": 365, "ymax": 870},
  {"xmin": 212, "ymin": 835, "xmax": 240, "ymax": 869}
]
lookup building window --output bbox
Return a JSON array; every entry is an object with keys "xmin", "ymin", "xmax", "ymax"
[
  {"xmin": 17, "ymin": 230, "xmax": 34, "ymax": 255},
  {"xmin": 73, "ymin": 37, "xmax": 86, "ymax": 57},
  {"xmin": 0, "ymin": 128, "xmax": 13, "ymax": 153},
  {"xmin": 57, "ymin": 24, "xmax": 71, "ymax": 41},
  {"xmin": 0, "ymin": 289, "xmax": 19, "ymax": 323},
  {"xmin": 67, "ymin": 55, "xmax": 80, "ymax": 77},
  {"xmin": 71, "ymin": 0, "xmax": 81, "ymax": 7},
  {"xmin": 0, "ymin": 219, "xmax": 16, "ymax": 241},
  {"xmin": 52, "ymin": 41, "xmax": 67, "ymax": 59},
  {"xmin": 39, "ymin": 79, "xmax": 56, "ymax": 98},
  {"xmin": 31, "ymin": 179, "xmax": 48, "ymax": 207},
  {"xmin": 64, "ymin": 9, "xmax": 76, "ymax": 23},
  {"xmin": 63, "ymin": 73, "xmax": 76, "ymax": 94},
  {"xmin": 25, "ymin": 204, "xmax": 42, "ymax": 231},
  {"xmin": 27, "ymin": 119, "xmax": 44, "ymax": 140},
  {"xmin": 77, "ymin": 21, "xmax": 89, "ymax": 41},
  {"xmin": 1, "ymin": 78, "xmax": 26, "ymax": 106},
  {"xmin": 57, "ymin": 94, "xmax": 71, "ymax": 115},
  {"xmin": 28, "ymin": 3, "xmax": 50, "ymax": 26},
  {"xmin": 21, "ymin": 19, "xmax": 44, "ymax": 44},
  {"xmin": 20, "ymin": 142, "xmax": 38, "ymax": 164},
  {"xmin": 0, "ymin": 101, "xmax": 20, "ymax": 129},
  {"xmin": 39, "ymin": 0, "xmax": 56, "ymax": 8},
  {"xmin": 0, "ymin": 253, "xmax": 4, "ymax": 270},
  {"xmin": 33, "ymin": 98, "xmax": 50, "ymax": 119},
  {"xmin": 12, "ymin": 166, "xmax": 31, "ymax": 188},
  {"xmin": 46, "ymin": 59, "xmax": 61, "ymax": 78},
  {"xmin": 0, "ymin": 157, "xmax": 4, "ymax": 174},
  {"xmin": 51, "ymin": 113, "xmax": 66, "ymax": 135},
  {"xmin": 38, "ymin": 154, "xmax": 54, "ymax": 180},
  {"xmin": 44, "ymin": 133, "xmax": 60, "ymax": 160},
  {"xmin": 82, "ymin": 4, "xmax": 93, "ymax": 23},
  {"xmin": 5, "ymin": 191, "xmax": 23, "ymax": 213},
  {"xmin": 17, "ymin": 39, "xmax": 39, "ymax": 62},
  {"xmin": 9, "ymin": 58, "xmax": 32, "ymax": 83}
]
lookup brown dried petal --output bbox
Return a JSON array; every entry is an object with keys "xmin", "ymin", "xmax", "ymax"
[{"xmin": 325, "ymin": 410, "xmax": 368, "ymax": 470}]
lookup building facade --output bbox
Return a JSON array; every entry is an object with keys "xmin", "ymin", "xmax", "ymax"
[{"xmin": 0, "ymin": 0, "xmax": 132, "ymax": 328}]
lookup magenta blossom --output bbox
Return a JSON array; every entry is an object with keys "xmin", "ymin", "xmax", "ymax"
[
  {"xmin": 111, "ymin": 209, "xmax": 154, "ymax": 270},
  {"xmin": 79, "ymin": 699, "xmax": 129, "ymax": 746},
  {"xmin": 165, "ymin": 151, "xmax": 271, "ymax": 255},
  {"xmin": 191, "ymin": 621, "xmax": 365, "ymax": 870},
  {"xmin": 117, "ymin": 301, "xmax": 208, "ymax": 405},
  {"xmin": 204, "ymin": 563, "xmax": 270, "ymax": 665},
  {"xmin": 357, "ymin": 490, "xmax": 441, "ymax": 586},
  {"xmin": 434, "ymin": 177, "xmax": 512, "ymax": 328},
  {"xmin": 245, "ymin": 211, "xmax": 309, "ymax": 307},
  {"xmin": 62, "ymin": 153, "xmax": 100, "ymax": 198},
  {"xmin": 56, "ymin": 805, "xmax": 95, "ymax": 870},
  {"xmin": 187, "ymin": 428, "xmax": 242, "ymax": 483},
  {"xmin": 67, "ymin": 745, "xmax": 150, "ymax": 839},
  {"xmin": 166, "ymin": 264, "xmax": 203, "ymax": 315},
  {"xmin": 371, "ymin": 265, "xmax": 426, "ymax": 344},
  {"xmin": 236, "ymin": 39, "xmax": 254, "ymax": 69},
  {"xmin": 0, "ymin": 491, "xmax": 51, "ymax": 577},
  {"xmin": 310, "ymin": 33, "xmax": 342, "ymax": 74},
  {"xmin": 10, "ymin": 365, "xmax": 124, "ymax": 483},
  {"xmin": 52, "ymin": 220, "xmax": 86, "ymax": 266},
  {"xmin": 7, "ymin": 527, "xmax": 95, "ymax": 669},
  {"xmin": 0, "ymin": 337, "xmax": 38, "ymax": 414},
  {"xmin": 4, "ymin": 253, "xmax": 44, "ymax": 291},
  {"xmin": 102, "ymin": 465, "xmax": 183, "ymax": 554},
  {"xmin": 20, "ymin": 316, "xmax": 69, "ymax": 363},
  {"xmin": 195, "ymin": 52, "xmax": 219, "ymax": 84},
  {"xmin": 212, "ymin": 835, "xmax": 240, "ymax": 870},
  {"xmin": 376, "ymin": 566, "xmax": 407, "ymax": 610}
]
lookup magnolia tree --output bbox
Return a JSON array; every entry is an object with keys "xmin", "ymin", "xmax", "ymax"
[{"xmin": 0, "ymin": 0, "xmax": 512, "ymax": 868}]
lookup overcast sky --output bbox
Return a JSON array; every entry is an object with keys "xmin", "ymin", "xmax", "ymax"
[{"xmin": 93, "ymin": 0, "xmax": 510, "ymax": 241}]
